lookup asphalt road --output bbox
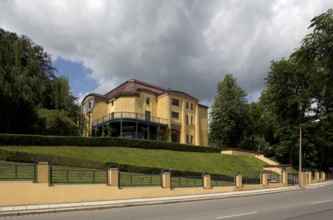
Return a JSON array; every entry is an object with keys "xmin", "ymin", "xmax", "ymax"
[{"xmin": 4, "ymin": 185, "xmax": 333, "ymax": 220}]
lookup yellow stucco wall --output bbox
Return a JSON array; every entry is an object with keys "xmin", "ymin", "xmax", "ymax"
[
  {"xmin": 114, "ymin": 97, "xmax": 136, "ymax": 113},
  {"xmin": 91, "ymin": 102, "xmax": 108, "ymax": 122},
  {"xmin": 0, "ymin": 182, "xmax": 235, "ymax": 206},
  {"xmin": 198, "ymin": 106, "xmax": 208, "ymax": 146},
  {"xmin": 157, "ymin": 95, "xmax": 169, "ymax": 123}
]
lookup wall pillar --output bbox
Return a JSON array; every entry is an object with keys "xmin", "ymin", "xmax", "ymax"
[
  {"xmin": 235, "ymin": 173, "xmax": 243, "ymax": 190},
  {"xmin": 301, "ymin": 172, "xmax": 308, "ymax": 185},
  {"xmin": 107, "ymin": 168, "xmax": 119, "ymax": 187},
  {"xmin": 308, "ymin": 171, "xmax": 312, "ymax": 184},
  {"xmin": 316, "ymin": 171, "xmax": 320, "ymax": 182},
  {"xmin": 203, "ymin": 174, "xmax": 211, "ymax": 189},
  {"xmin": 261, "ymin": 171, "xmax": 268, "ymax": 187},
  {"xmin": 281, "ymin": 170, "xmax": 288, "ymax": 186},
  {"xmin": 162, "ymin": 172, "xmax": 171, "ymax": 189},
  {"xmin": 321, "ymin": 171, "xmax": 325, "ymax": 181},
  {"xmin": 37, "ymin": 162, "xmax": 49, "ymax": 184},
  {"xmin": 195, "ymin": 104, "xmax": 200, "ymax": 145},
  {"xmin": 181, "ymin": 100, "xmax": 186, "ymax": 144}
]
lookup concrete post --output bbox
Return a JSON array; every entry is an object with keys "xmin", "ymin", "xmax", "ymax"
[
  {"xmin": 203, "ymin": 174, "xmax": 211, "ymax": 189},
  {"xmin": 308, "ymin": 171, "xmax": 312, "ymax": 184},
  {"xmin": 261, "ymin": 171, "xmax": 268, "ymax": 187},
  {"xmin": 37, "ymin": 161, "xmax": 49, "ymax": 184},
  {"xmin": 316, "ymin": 171, "xmax": 320, "ymax": 182},
  {"xmin": 235, "ymin": 173, "xmax": 242, "ymax": 190},
  {"xmin": 301, "ymin": 172, "xmax": 308, "ymax": 185},
  {"xmin": 107, "ymin": 168, "xmax": 119, "ymax": 187},
  {"xmin": 321, "ymin": 171, "xmax": 325, "ymax": 181},
  {"xmin": 162, "ymin": 172, "xmax": 171, "ymax": 189},
  {"xmin": 281, "ymin": 170, "xmax": 288, "ymax": 186}
]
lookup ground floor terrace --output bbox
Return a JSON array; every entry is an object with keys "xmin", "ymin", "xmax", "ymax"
[{"xmin": 91, "ymin": 112, "xmax": 181, "ymax": 142}]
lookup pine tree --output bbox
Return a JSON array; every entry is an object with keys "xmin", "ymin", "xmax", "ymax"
[{"xmin": 210, "ymin": 74, "xmax": 249, "ymax": 148}]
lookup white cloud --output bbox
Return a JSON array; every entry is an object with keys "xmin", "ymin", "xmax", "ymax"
[{"xmin": 1, "ymin": 0, "xmax": 332, "ymax": 106}]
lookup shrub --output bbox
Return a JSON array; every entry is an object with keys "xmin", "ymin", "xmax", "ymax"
[
  {"xmin": 0, "ymin": 133, "xmax": 220, "ymax": 153},
  {"xmin": 34, "ymin": 108, "xmax": 79, "ymax": 136}
]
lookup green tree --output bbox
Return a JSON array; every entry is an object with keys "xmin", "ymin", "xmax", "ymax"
[
  {"xmin": 210, "ymin": 74, "xmax": 249, "ymax": 148},
  {"xmin": 295, "ymin": 9, "xmax": 333, "ymax": 171},
  {"xmin": 34, "ymin": 108, "xmax": 79, "ymax": 136},
  {"xmin": 0, "ymin": 29, "xmax": 51, "ymax": 133},
  {"xmin": 262, "ymin": 9, "xmax": 333, "ymax": 169},
  {"xmin": 264, "ymin": 59, "xmax": 311, "ymax": 165},
  {"xmin": 240, "ymin": 101, "xmax": 270, "ymax": 151},
  {"xmin": 0, "ymin": 28, "xmax": 80, "ymax": 135}
]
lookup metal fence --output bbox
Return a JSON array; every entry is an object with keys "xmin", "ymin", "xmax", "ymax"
[
  {"xmin": 51, "ymin": 169, "xmax": 107, "ymax": 184},
  {"xmin": 0, "ymin": 164, "xmax": 35, "ymax": 181},
  {"xmin": 171, "ymin": 176, "xmax": 203, "ymax": 188},
  {"xmin": 312, "ymin": 172, "xmax": 317, "ymax": 180},
  {"xmin": 288, "ymin": 173, "xmax": 299, "ymax": 185},
  {"xmin": 242, "ymin": 176, "xmax": 261, "ymax": 184},
  {"xmin": 211, "ymin": 175, "xmax": 234, "ymax": 186},
  {"xmin": 267, "ymin": 174, "xmax": 281, "ymax": 183},
  {"xmin": 119, "ymin": 172, "xmax": 161, "ymax": 187}
]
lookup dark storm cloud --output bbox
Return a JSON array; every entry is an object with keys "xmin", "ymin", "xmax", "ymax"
[{"xmin": 1, "ymin": 0, "xmax": 332, "ymax": 105}]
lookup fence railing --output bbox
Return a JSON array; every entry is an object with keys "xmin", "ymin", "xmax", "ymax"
[
  {"xmin": 120, "ymin": 172, "xmax": 161, "ymax": 187},
  {"xmin": 267, "ymin": 174, "xmax": 281, "ymax": 183},
  {"xmin": 92, "ymin": 112, "xmax": 168, "ymax": 127},
  {"xmin": 288, "ymin": 173, "xmax": 299, "ymax": 185},
  {"xmin": 0, "ymin": 164, "xmax": 35, "ymax": 181},
  {"xmin": 171, "ymin": 176, "xmax": 203, "ymax": 188},
  {"xmin": 211, "ymin": 175, "xmax": 234, "ymax": 186},
  {"xmin": 242, "ymin": 176, "xmax": 261, "ymax": 184},
  {"xmin": 51, "ymin": 169, "xmax": 107, "ymax": 184}
]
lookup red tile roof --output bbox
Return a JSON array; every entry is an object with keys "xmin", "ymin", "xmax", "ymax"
[
  {"xmin": 81, "ymin": 79, "xmax": 207, "ymax": 108},
  {"xmin": 105, "ymin": 79, "xmax": 167, "ymax": 99}
]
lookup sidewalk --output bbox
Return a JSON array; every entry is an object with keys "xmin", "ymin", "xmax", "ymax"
[{"xmin": 1, "ymin": 181, "xmax": 332, "ymax": 217}]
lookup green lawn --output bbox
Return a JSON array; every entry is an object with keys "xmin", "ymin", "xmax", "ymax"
[{"xmin": 1, "ymin": 146, "xmax": 267, "ymax": 177}]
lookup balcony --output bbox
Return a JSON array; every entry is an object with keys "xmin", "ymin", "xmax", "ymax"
[{"xmin": 92, "ymin": 112, "xmax": 168, "ymax": 128}]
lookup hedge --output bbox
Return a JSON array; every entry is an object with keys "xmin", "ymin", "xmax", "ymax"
[
  {"xmin": 0, "ymin": 133, "xmax": 220, "ymax": 153},
  {"xmin": 0, "ymin": 149, "xmax": 229, "ymax": 177}
]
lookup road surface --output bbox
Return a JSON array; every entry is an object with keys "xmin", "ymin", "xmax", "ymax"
[{"xmin": 4, "ymin": 185, "xmax": 333, "ymax": 220}]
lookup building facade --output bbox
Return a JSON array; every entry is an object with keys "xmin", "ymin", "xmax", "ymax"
[{"xmin": 81, "ymin": 79, "xmax": 208, "ymax": 146}]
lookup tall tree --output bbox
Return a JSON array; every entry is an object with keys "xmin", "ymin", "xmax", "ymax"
[
  {"xmin": 0, "ymin": 28, "xmax": 80, "ymax": 135},
  {"xmin": 292, "ymin": 9, "xmax": 333, "ymax": 170},
  {"xmin": 262, "ymin": 9, "xmax": 333, "ymax": 169},
  {"xmin": 264, "ymin": 59, "xmax": 312, "ymax": 165},
  {"xmin": 210, "ymin": 74, "xmax": 249, "ymax": 148}
]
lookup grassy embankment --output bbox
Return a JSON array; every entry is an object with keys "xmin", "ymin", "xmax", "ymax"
[{"xmin": 0, "ymin": 146, "xmax": 267, "ymax": 177}]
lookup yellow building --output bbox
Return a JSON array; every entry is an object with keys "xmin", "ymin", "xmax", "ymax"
[{"xmin": 81, "ymin": 79, "xmax": 208, "ymax": 146}]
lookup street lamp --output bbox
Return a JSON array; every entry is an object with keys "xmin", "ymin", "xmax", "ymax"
[{"xmin": 299, "ymin": 119, "xmax": 320, "ymax": 187}]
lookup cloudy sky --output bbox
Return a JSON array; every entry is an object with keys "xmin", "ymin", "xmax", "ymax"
[{"xmin": 1, "ymin": 0, "xmax": 332, "ymax": 106}]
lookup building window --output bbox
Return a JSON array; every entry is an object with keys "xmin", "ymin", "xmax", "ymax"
[
  {"xmin": 146, "ymin": 97, "xmax": 150, "ymax": 105},
  {"xmin": 111, "ymin": 100, "xmax": 114, "ymax": 106},
  {"xmin": 186, "ymin": 115, "xmax": 189, "ymax": 125},
  {"xmin": 186, "ymin": 135, "xmax": 189, "ymax": 144},
  {"xmin": 191, "ymin": 135, "xmax": 193, "ymax": 144},
  {"xmin": 191, "ymin": 116, "xmax": 193, "ymax": 125},
  {"xmin": 88, "ymin": 99, "xmax": 93, "ymax": 111},
  {"xmin": 186, "ymin": 102, "xmax": 189, "ymax": 109},
  {"xmin": 171, "ymin": 111, "xmax": 179, "ymax": 119},
  {"xmin": 172, "ymin": 98, "xmax": 179, "ymax": 106},
  {"xmin": 191, "ymin": 103, "xmax": 193, "ymax": 110},
  {"xmin": 82, "ymin": 103, "xmax": 86, "ymax": 114}
]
